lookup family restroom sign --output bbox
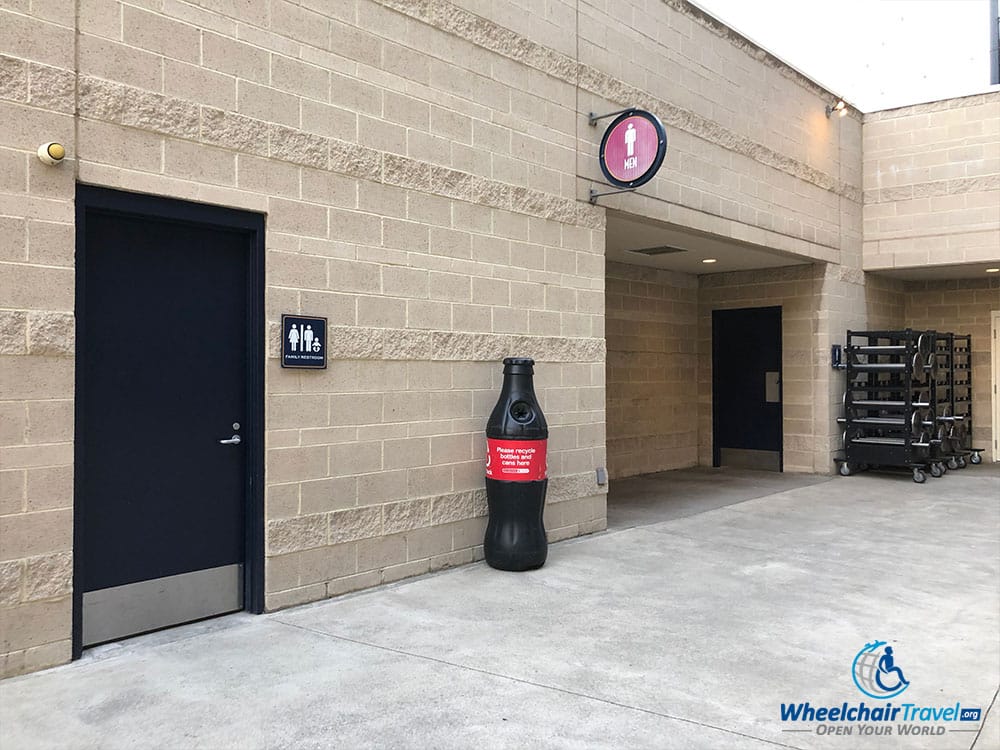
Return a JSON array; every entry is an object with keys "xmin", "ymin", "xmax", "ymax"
[{"xmin": 281, "ymin": 314, "xmax": 327, "ymax": 369}]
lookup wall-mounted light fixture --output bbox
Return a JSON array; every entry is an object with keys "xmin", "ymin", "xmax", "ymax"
[
  {"xmin": 986, "ymin": 267, "xmax": 999, "ymax": 273},
  {"xmin": 702, "ymin": 258, "xmax": 717, "ymax": 264},
  {"xmin": 825, "ymin": 99, "xmax": 848, "ymax": 118}
]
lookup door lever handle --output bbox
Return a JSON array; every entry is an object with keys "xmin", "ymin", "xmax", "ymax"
[{"xmin": 219, "ymin": 435, "xmax": 241, "ymax": 445}]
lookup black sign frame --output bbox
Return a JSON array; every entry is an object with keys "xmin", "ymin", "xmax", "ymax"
[
  {"xmin": 281, "ymin": 314, "xmax": 327, "ymax": 369},
  {"xmin": 598, "ymin": 109, "xmax": 668, "ymax": 189}
]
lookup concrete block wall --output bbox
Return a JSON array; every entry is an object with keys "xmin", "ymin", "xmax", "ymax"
[
  {"xmin": 0, "ymin": 0, "xmax": 613, "ymax": 676},
  {"xmin": 0, "ymin": 7, "xmax": 77, "ymax": 678},
  {"xmin": 605, "ymin": 262, "xmax": 698, "ymax": 478},
  {"xmin": 905, "ymin": 278, "xmax": 999, "ymax": 462},
  {"xmin": 863, "ymin": 92, "xmax": 1000, "ymax": 271}
]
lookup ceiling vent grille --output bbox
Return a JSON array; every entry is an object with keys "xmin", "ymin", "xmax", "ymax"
[{"xmin": 628, "ymin": 246, "xmax": 687, "ymax": 256}]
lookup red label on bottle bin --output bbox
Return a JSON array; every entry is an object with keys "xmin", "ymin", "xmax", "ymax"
[{"xmin": 485, "ymin": 439, "xmax": 547, "ymax": 481}]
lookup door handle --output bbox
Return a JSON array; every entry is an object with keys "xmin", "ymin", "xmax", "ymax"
[{"xmin": 219, "ymin": 435, "xmax": 241, "ymax": 445}]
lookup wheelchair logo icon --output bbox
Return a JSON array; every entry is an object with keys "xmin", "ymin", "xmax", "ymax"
[{"xmin": 852, "ymin": 641, "xmax": 911, "ymax": 700}]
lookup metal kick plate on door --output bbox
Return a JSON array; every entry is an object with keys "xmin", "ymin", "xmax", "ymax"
[{"xmin": 765, "ymin": 371, "xmax": 780, "ymax": 403}]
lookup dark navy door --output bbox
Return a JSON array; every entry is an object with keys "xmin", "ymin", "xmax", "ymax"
[
  {"xmin": 77, "ymin": 189, "xmax": 257, "ymax": 647},
  {"xmin": 712, "ymin": 306, "xmax": 783, "ymax": 470}
]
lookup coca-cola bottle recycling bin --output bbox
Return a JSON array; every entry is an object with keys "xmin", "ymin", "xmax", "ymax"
[{"xmin": 484, "ymin": 357, "xmax": 548, "ymax": 571}]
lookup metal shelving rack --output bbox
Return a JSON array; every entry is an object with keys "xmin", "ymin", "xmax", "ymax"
[
  {"xmin": 837, "ymin": 329, "xmax": 936, "ymax": 483},
  {"xmin": 951, "ymin": 333, "xmax": 984, "ymax": 465}
]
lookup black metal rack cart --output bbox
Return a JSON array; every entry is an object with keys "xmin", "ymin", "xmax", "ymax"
[
  {"xmin": 837, "ymin": 329, "xmax": 937, "ymax": 483},
  {"xmin": 930, "ymin": 332, "xmax": 960, "ymax": 472},
  {"xmin": 951, "ymin": 333, "xmax": 984, "ymax": 465}
]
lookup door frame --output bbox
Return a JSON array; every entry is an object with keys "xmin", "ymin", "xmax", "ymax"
[
  {"xmin": 711, "ymin": 305, "xmax": 783, "ymax": 470},
  {"xmin": 72, "ymin": 185, "xmax": 266, "ymax": 658}
]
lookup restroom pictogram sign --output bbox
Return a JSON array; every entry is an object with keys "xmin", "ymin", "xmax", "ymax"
[
  {"xmin": 599, "ymin": 109, "xmax": 667, "ymax": 189},
  {"xmin": 281, "ymin": 314, "xmax": 327, "ymax": 369}
]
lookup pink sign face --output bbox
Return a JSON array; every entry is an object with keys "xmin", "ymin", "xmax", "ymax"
[{"xmin": 602, "ymin": 115, "xmax": 661, "ymax": 183}]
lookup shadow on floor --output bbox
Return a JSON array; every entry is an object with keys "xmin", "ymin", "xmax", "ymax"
[{"xmin": 606, "ymin": 466, "xmax": 834, "ymax": 530}]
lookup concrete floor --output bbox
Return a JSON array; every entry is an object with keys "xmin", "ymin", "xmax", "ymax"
[{"xmin": 2, "ymin": 465, "xmax": 998, "ymax": 749}]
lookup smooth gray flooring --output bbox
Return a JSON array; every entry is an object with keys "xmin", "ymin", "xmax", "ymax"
[{"xmin": 2, "ymin": 465, "xmax": 998, "ymax": 749}]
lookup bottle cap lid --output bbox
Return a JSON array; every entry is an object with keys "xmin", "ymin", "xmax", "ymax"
[{"xmin": 503, "ymin": 357, "xmax": 535, "ymax": 366}]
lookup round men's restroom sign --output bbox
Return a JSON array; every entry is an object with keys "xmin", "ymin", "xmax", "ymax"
[{"xmin": 599, "ymin": 109, "xmax": 667, "ymax": 189}]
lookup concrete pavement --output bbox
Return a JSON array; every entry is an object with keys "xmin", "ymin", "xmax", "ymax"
[{"xmin": 2, "ymin": 465, "xmax": 998, "ymax": 749}]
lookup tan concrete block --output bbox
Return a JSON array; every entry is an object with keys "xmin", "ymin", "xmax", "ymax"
[
  {"xmin": 0, "ymin": 509, "xmax": 71, "ymax": 561},
  {"xmin": 406, "ymin": 300, "xmax": 451, "ymax": 330},
  {"xmin": 24, "ymin": 464, "xmax": 71, "ymax": 512},
  {"xmin": 380, "ymin": 558, "xmax": 430, "ymax": 584},
  {"xmin": 237, "ymin": 155, "xmax": 300, "ymax": 199},
  {"xmin": 329, "ymin": 441, "xmax": 382, "ymax": 475},
  {"xmin": 0, "ymin": 637, "xmax": 71, "ymax": 679},
  {"xmin": 0, "ymin": 54, "xmax": 29, "ymax": 102},
  {"xmin": 428, "ymin": 272, "xmax": 471, "ymax": 304},
  {"xmin": 165, "ymin": 139, "xmax": 236, "ymax": 186},
  {"xmin": 78, "ymin": 119, "xmax": 164, "ymax": 171},
  {"xmin": 0, "ymin": 217, "xmax": 27, "ymax": 263},
  {"xmin": 24, "ymin": 400, "xmax": 72, "ymax": 444},
  {"xmin": 328, "ymin": 207, "xmax": 381, "ymax": 245},
  {"xmin": 356, "ymin": 115, "xmax": 406, "ymax": 157},
  {"xmin": 268, "ymin": 394, "xmax": 329, "ymax": 430},
  {"xmin": 300, "ymin": 476, "xmax": 357, "ymax": 515},
  {"xmin": 267, "ymin": 513, "xmax": 327, "ymax": 555},
  {"xmin": 0, "ymin": 443, "xmax": 72, "ymax": 470},
  {"xmin": 324, "ymin": 570, "xmax": 380, "ymax": 598},
  {"xmin": 406, "ymin": 464, "xmax": 453, "ymax": 499},
  {"xmin": 269, "ymin": 250, "xmax": 329, "ymax": 290},
  {"xmin": 201, "ymin": 107, "xmax": 269, "ymax": 156},
  {"xmin": 21, "ymin": 550, "xmax": 71, "ymax": 601},
  {"xmin": 264, "ymin": 583, "xmax": 326, "ymax": 611},
  {"xmin": 431, "ymin": 434, "xmax": 473, "ymax": 464},
  {"xmin": 0, "ymin": 596, "xmax": 70, "ymax": 653},
  {"xmin": 201, "ymin": 34, "xmax": 269, "ymax": 84},
  {"xmin": 328, "ymin": 505, "xmax": 382, "ymax": 544},
  {"xmin": 26, "ymin": 311, "xmax": 74, "ymax": 356},
  {"xmin": 0, "ymin": 11, "xmax": 74, "ymax": 69},
  {"xmin": 26, "ymin": 220, "xmax": 73, "ymax": 267},
  {"xmin": 358, "ymin": 296, "xmax": 406, "ymax": 328},
  {"xmin": 270, "ymin": 0, "xmax": 330, "ymax": 48},
  {"xmin": 266, "ymin": 446, "xmax": 328, "ymax": 483},
  {"xmin": 429, "ymin": 547, "xmax": 475, "ymax": 572},
  {"xmin": 0, "ymin": 559, "xmax": 22, "ymax": 605},
  {"xmin": 268, "ymin": 199, "xmax": 328, "ymax": 239},
  {"xmin": 238, "ymin": 82, "xmax": 299, "ymax": 128},
  {"xmin": 297, "ymin": 543, "xmax": 358, "ymax": 585},
  {"xmin": 0, "ymin": 148, "xmax": 26, "ymax": 193},
  {"xmin": 265, "ymin": 482, "xmax": 300, "ymax": 521},
  {"xmin": 351, "ymin": 466, "xmax": 407, "ymax": 507},
  {"xmin": 26, "ymin": 62, "xmax": 75, "ymax": 114},
  {"xmin": 382, "ymin": 219, "xmax": 429, "ymax": 252},
  {"xmin": 122, "ymin": 5, "xmax": 200, "ymax": 63},
  {"xmin": 330, "ymin": 71, "xmax": 382, "ymax": 117},
  {"xmin": 357, "ymin": 533, "xmax": 407, "ymax": 571},
  {"xmin": 383, "ymin": 498, "xmax": 432, "ymax": 535},
  {"xmin": 406, "ymin": 526, "xmax": 452, "ymax": 560},
  {"xmin": 328, "ymin": 393, "xmax": 383, "ymax": 426},
  {"xmin": 0, "ymin": 311, "xmax": 27, "ymax": 355},
  {"xmin": 78, "ymin": 34, "xmax": 163, "ymax": 91},
  {"xmin": 452, "ymin": 516, "xmax": 488, "ymax": 550},
  {"xmin": 0, "ymin": 470, "xmax": 25, "ymax": 515},
  {"xmin": 383, "ymin": 438, "xmax": 430, "ymax": 470}
]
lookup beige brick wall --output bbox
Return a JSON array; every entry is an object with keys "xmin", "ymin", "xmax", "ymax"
[
  {"xmin": 5, "ymin": 0, "xmax": 987, "ymax": 680},
  {"xmin": 863, "ymin": 93, "xmax": 1000, "ymax": 271},
  {"xmin": 904, "ymin": 278, "xmax": 999, "ymax": 462},
  {"xmin": 606, "ymin": 262, "xmax": 697, "ymax": 478},
  {"xmin": 0, "ymin": 5, "xmax": 76, "ymax": 678}
]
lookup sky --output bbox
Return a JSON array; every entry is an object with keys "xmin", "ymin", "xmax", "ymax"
[{"xmin": 691, "ymin": 0, "xmax": 999, "ymax": 112}]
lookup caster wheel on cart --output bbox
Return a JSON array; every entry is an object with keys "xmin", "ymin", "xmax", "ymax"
[
  {"xmin": 970, "ymin": 452, "xmax": 982, "ymax": 465},
  {"xmin": 947, "ymin": 457, "xmax": 959, "ymax": 470},
  {"xmin": 957, "ymin": 456, "xmax": 967, "ymax": 469},
  {"xmin": 912, "ymin": 468, "xmax": 926, "ymax": 484},
  {"xmin": 929, "ymin": 462, "xmax": 943, "ymax": 478},
  {"xmin": 838, "ymin": 462, "xmax": 852, "ymax": 477}
]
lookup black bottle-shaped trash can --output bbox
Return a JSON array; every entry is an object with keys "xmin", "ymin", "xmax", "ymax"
[{"xmin": 484, "ymin": 357, "xmax": 548, "ymax": 571}]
